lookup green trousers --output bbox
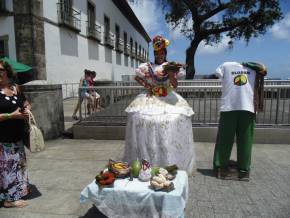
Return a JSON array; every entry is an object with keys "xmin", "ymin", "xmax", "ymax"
[{"xmin": 213, "ymin": 111, "xmax": 255, "ymax": 172}]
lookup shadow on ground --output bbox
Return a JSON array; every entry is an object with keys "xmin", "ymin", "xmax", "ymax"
[
  {"xmin": 79, "ymin": 205, "xmax": 108, "ymax": 218},
  {"xmin": 24, "ymin": 184, "xmax": 42, "ymax": 200},
  {"xmin": 0, "ymin": 184, "xmax": 41, "ymax": 208},
  {"xmin": 197, "ymin": 168, "xmax": 216, "ymax": 178}
]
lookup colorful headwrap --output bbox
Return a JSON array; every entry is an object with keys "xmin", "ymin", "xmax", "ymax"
[
  {"xmin": 242, "ymin": 62, "xmax": 267, "ymax": 76},
  {"xmin": 152, "ymin": 35, "xmax": 170, "ymax": 51}
]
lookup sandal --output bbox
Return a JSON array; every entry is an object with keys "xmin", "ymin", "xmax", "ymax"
[{"xmin": 4, "ymin": 200, "xmax": 28, "ymax": 208}]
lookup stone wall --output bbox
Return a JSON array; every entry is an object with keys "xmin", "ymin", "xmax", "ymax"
[
  {"xmin": 21, "ymin": 83, "xmax": 64, "ymax": 140},
  {"xmin": 13, "ymin": 0, "xmax": 46, "ymax": 80}
]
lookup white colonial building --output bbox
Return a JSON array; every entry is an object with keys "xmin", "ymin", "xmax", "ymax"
[
  {"xmin": 0, "ymin": 0, "xmax": 150, "ymax": 83},
  {"xmin": 0, "ymin": 1, "xmax": 16, "ymax": 59}
]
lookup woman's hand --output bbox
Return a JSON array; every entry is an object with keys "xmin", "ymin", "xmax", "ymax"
[
  {"xmin": 23, "ymin": 100, "xmax": 31, "ymax": 111},
  {"xmin": 11, "ymin": 108, "xmax": 29, "ymax": 120}
]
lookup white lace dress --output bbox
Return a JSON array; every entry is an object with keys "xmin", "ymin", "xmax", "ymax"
[{"xmin": 123, "ymin": 63, "xmax": 196, "ymax": 175}]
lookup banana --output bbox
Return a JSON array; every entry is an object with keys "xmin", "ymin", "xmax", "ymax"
[
  {"xmin": 113, "ymin": 164, "xmax": 122, "ymax": 169},
  {"xmin": 113, "ymin": 163, "xmax": 124, "ymax": 169}
]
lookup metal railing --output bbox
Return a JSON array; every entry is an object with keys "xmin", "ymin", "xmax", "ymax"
[
  {"xmin": 62, "ymin": 83, "xmax": 79, "ymax": 99},
  {"xmin": 124, "ymin": 44, "xmax": 130, "ymax": 56},
  {"xmin": 57, "ymin": 1, "xmax": 81, "ymax": 32},
  {"xmin": 177, "ymin": 80, "xmax": 290, "ymax": 86},
  {"xmin": 62, "ymin": 80, "xmax": 290, "ymax": 99},
  {"xmin": 75, "ymin": 84, "xmax": 290, "ymax": 127},
  {"xmin": 130, "ymin": 49, "xmax": 136, "ymax": 58},
  {"xmin": 137, "ymin": 53, "xmax": 142, "ymax": 61},
  {"xmin": 87, "ymin": 23, "xmax": 101, "ymax": 41},
  {"xmin": 115, "ymin": 38, "xmax": 124, "ymax": 53},
  {"xmin": 104, "ymin": 32, "xmax": 114, "ymax": 48}
]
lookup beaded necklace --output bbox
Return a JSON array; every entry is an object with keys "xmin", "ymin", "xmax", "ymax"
[{"xmin": 0, "ymin": 86, "xmax": 18, "ymax": 105}]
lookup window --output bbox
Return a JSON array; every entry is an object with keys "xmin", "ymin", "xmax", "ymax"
[
  {"xmin": 115, "ymin": 25, "xmax": 120, "ymax": 42},
  {"xmin": 0, "ymin": 0, "xmax": 6, "ymax": 11},
  {"xmin": 139, "ymin": 45, "xmax": 141, "ymax": 60},
  {"xmin": 87, "ymin": 1, "xmax": 95, "ymax": 30},
  {"xmin": 124, "ymin": 32, "xmax": 129, "ymax": 55},
  {"xmin": 87, "ymin": 1, "xmax": 101, "ymax": 40},
  {"xmin": 0, "ymin": 36, "xmax": 9, "ymax": 58},
  {"xmin": 104, "ymin": 16, "xmax": 110, "ymax": 37},
  {"xmin": 130, "ymin": 37, "xmax": 133, "ymax": 57},
  {"xmin": 63, "ymin": 0, "xmax": 72, "ymax": 15},
  {"xmin": 104, "ymin": 15, "xmax": 114, "ymax": 48},
  {"xmin": 124, "ymin": 32, "xmax": 127, "ymax": 47},
  {"xmin": 135, "ymin": 41, "xmax": 137, "ymax": 58},
  {"xmin": 57, "ymin": 0, "xmax": 81, "ymax": 32},
  {"xmin": 115, "ymin": 24, "xmax": 122, "ymax": 52}
]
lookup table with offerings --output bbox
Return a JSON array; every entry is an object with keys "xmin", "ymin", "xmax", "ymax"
[{"xmin": 80, "ymin": 170, "xmax": 188, "ymax": 218}]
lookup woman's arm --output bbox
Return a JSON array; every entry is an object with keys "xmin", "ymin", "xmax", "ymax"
[
  {"xmin": 16, "ymin": 84, "xmax": 31, "ymax": 112},
  {"xmin": 0, "ymin": 113, "xmax": 10, "ymax": 122},
  {"xmin": 0, "ymin": 108, "xmax": 28, "ymax": 122},
  {"xmin": 135, "ymin": 76, "xmax": 153, "ymax": 96},
  {"xmin": 79, "ymin": 78, "xmax": 84, "ymax": 88},
  {"xmin": 135, "ymin": 76, "xmax": 152, "ymax": 89}
]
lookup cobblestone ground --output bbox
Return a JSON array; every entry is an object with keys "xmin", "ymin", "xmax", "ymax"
[
  {"xmin": 0, "ymin": 139, "xmax": 289, "ymax": 218},
  {"xmin": 186, "ymin": 143, "xmax": 290, "ymax": 218}
]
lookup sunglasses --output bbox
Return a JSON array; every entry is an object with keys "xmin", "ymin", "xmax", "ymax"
[{"xmin": 0, "ymin": 68, "xmax": 6, "ymax": 73}]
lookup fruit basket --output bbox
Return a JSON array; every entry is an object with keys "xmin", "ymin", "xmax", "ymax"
[
  {"xmin": 108, "ymin": 159, "xmax": 130, "ymax": 178},
  {"xmin": 163, "ymin": 62, "xmax": 186, "ymax": 72},
  {"xmin": 95, "ymin": 171, "xmax": 115, "ymax": 188}
]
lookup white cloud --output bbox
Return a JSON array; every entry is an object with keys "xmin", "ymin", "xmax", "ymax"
[
  {"xmin": 167, "ymin": 18, "xmax": 192, "ymax": 40},
  {"xmin": 198, "ymin": 36, "xmax": 231, "ymax": 55},
  {"xmin": 270, "ymin": 13, "xmax": 290, "ymax": 41},
  {"xmin": 128, "ymin": 0, "xmax": 162, "ymax": 33}
]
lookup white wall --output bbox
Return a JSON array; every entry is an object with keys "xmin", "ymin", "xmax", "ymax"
[
  {"xmin": 0, "ymin": 0, "xmax": 16, "ymax": 60},
  {"xmin": 45, "ymin": 23, "xmax": 115, "ymax": 83},
  {"xmin": 43, "ymin": 0, "xmax": 149, "ymax": 83}
]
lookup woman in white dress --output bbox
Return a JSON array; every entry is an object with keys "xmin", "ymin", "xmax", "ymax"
[{"xmin": 123, "ymin": 36, "xmax": 195, "ymax": 175}]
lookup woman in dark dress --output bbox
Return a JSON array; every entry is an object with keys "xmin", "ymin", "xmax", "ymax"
[{"xmin": 0, "ymin": 60, "xmax": 31, "ymax": 208}]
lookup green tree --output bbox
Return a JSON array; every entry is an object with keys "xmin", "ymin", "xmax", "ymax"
[{"xmin": 130, "ymin": 0, "xmax": 283, "ymax": 79}]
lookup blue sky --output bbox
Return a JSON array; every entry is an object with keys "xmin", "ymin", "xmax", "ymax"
[{"xmin": 129, "ymin": 1, "xmax": 290, "ymax": 79}]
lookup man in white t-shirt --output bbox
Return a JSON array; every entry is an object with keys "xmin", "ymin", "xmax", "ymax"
[{"xmin": 213, "ymin": 61, "xmax": 267, "ymax": 181}]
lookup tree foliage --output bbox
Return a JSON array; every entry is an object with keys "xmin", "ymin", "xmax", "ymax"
[{"xmin": 129, "ymin": 0, "xmax": 283, "ymax": 79}]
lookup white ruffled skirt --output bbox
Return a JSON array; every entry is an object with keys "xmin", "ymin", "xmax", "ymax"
[{"xmin": 124, "ymin": 91, "xmax": 196, "ymax": 175}]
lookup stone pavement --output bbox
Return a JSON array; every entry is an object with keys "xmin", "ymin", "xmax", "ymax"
[{"xmin": 0, "ymin": 139, "xmax": 290, "ymax": 218}]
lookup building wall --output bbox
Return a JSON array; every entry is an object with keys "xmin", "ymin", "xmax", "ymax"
[
  {"xmin": 0, "ymin": 0, "xmax": 16, "ymax": 59},
  {"xmin": 43, "ymin": 0, "xmax": 149, "ymax": 83}
]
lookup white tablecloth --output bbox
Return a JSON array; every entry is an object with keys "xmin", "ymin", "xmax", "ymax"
[{"xmin": 80, "ymin": 171, "xmax": 188, "ymax": 218}]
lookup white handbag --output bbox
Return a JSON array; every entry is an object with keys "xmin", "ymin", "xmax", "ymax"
[{"xmin": 29, "ymin": 111, "xmax": 45, "ymax": 152}]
